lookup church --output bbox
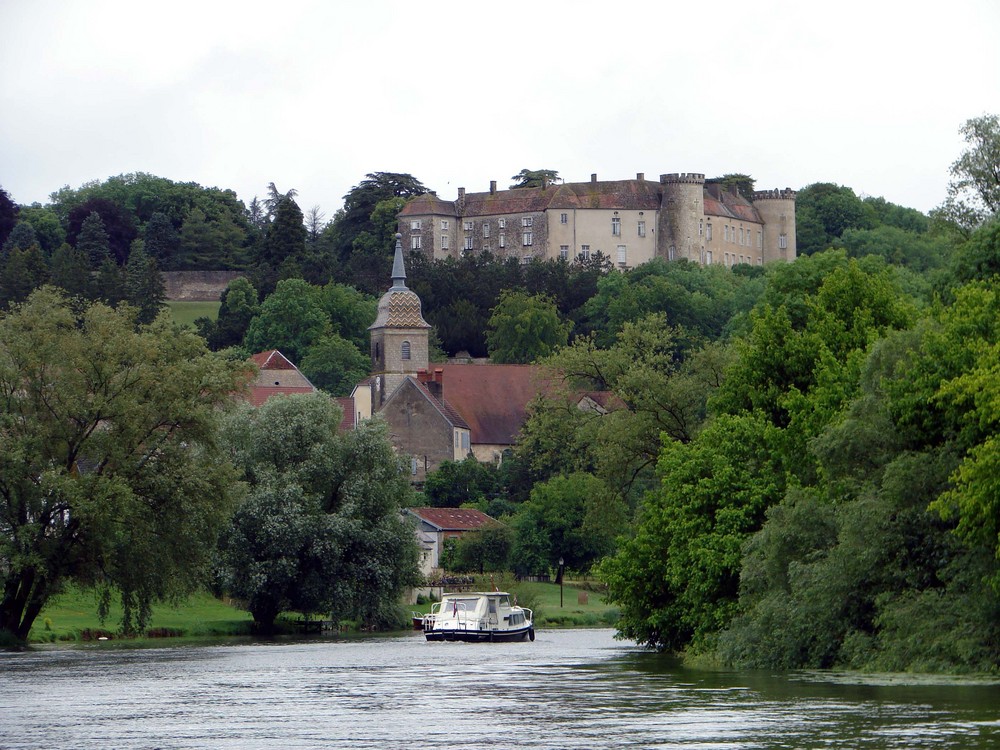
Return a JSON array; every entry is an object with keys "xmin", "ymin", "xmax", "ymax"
[{"xmin": 352, "ymin": 236, "xmax": 554, "ymax": 481}]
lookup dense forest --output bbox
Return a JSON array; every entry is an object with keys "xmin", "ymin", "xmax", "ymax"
[{"xmin": 2, "ymin": 114, "xmax": 1000, "ymax": 670}]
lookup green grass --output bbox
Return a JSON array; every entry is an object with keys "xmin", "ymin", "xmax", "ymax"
[
  {"xmin": 166, "ymin": 300, "xmax": 221, "ymax": 328},
  {"xmin": 30, "ymin": 586, "xmax": 253, "ymax": 643}
]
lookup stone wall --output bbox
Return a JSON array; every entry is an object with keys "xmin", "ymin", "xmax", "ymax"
[{"xmin": 162, "ymin": 271, "xmax": 244, "ymax": 301}]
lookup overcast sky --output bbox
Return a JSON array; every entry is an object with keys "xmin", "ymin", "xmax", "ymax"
[{"xmin": 2, "ymin": 0, "xmax": 998, "ymax": 218}]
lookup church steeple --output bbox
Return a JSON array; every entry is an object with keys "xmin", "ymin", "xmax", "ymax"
[{"xmin": 368, "ymin": 234, "xmax": 430, "ymax": 406}]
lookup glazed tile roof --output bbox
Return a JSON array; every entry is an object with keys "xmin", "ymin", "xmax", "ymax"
[
  {"xmin": 406, "ymin": 507, "xmax": 499, "ymax": 531},
  {"xmin": 370, "ymin": 289, "xmax": 431, "ymax": 329}
]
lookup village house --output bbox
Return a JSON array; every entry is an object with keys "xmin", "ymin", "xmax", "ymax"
[
  {"xmin": 398, "ymin": 172, "xmax": 796, "ymax": 270},
  {"xmin": 405, "ymin": 506, "xmax": 499, "ymax": 577},
  {"xmin": 245, "ymin": 349, "xmax": 356, "ymax": 431}
]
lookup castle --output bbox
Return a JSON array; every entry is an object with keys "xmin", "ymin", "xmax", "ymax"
[{"xmin": 397, "ymin": 172, "xmax": 796, "ymax": 269}]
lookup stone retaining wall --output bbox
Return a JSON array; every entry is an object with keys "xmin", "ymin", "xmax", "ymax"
[{"xmin": 162, "ymin": 271, "xmax": 244, "ymax": 301}]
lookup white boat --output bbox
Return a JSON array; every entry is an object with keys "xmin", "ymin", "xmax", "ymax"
[{"xmin": 423, "ymin": 591, "xmax": 534, "ymax": 642}]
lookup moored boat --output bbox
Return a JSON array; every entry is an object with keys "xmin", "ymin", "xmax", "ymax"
[{"xmin": 423, "ymin": 591, "xmax": 534, "ymax": 642}]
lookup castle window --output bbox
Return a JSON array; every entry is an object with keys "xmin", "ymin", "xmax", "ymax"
[
  {"xmin": 699, "ymin": 220, "xmax": 703, "ymax": 237},
  {"xmin": 522, "ymin": 231, "xmax": 533, "ymax": 246},
  {"xmin": 410, "ymin": 220, "xmax": 421, "ymax": 231},
  {"xmin": 441, "ymin": 235, "xmax": 449, "ymax": 249},
  {"xmin": 464, "ymin": 221, "xmax": 473, "ymax": 231},
  {"xmin": 638, "ymin": 220, "xmax": 646, "ymax": 237},
  {"xmin": 579, "ymin": 245, "xmax": 591, "ymax": 260},
  {"xmin": 740, "ymin": 228, "xmax": 745, "ymax": 245},
  {"xmin": 612, "ymin": 217, "xmax": 621, "ymax": 236},
  {"xmin": 521, "ymin": 255, "xmax": 532, "ymax": 265},
  {"xmin": 498, "ymin": 218, "xmax": 506, "ymax": 229},
  {"xmin": 521, "ymin": 216, "xmax": 533, "ymax": 227},
  {"xmin": 779, "ymin": 233, "xmax": 788, "ymax": 249},
  {"xmin": 668, "ymin": 245, "xmax": 675, "ymax": 260},
  {"xmin": 706, "ymin": 224, "xmax": 713, "ymax": 241},
  {"xmin": 402, "ymin": 341, "xmax": 411, "ymax": 360},
  {"xmin": 483, "ymin": 222, "xmax": 490, "ymax": 238},
  {"xmin": 560, "ymin": 213, "xmax": 568, "ymax": 224},
  {"xmin": 559, "ymin": 245, "xmax": 569, "ymax": 261},
  {"xmin": 411, "ymin": 236, "xmax": 422, "ymax": 250},
  {"xmin": 441, "ymin": 220, "xmax": 449, "ymax": 230},
  {"xmin": 757, "ymin": 231, "xmax": 762, "ymax": 248},
  {"xmin": 706, "ymin": 250, "xmax": 713, "ymax": 264},
  {"xmin": 617, "ymin": 245, "xmax": 627, "ymax": 266},
  {"xmin": 499, "ymin": 233, "xmax": 505, "ymax": 248},
  {"xmin": 464, "ymin": 236, "xmax": 474, "ymax": 250}
]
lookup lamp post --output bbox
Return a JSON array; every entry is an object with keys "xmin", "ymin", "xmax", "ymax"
[{"xmin": 558, "ymin": 557, "xmax": 564, "ymax": 608}]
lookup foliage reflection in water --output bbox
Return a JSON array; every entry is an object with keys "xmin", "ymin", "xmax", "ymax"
[{"xmin": 1, "ymin": 629, "xmax": 999, "ymax": 749}]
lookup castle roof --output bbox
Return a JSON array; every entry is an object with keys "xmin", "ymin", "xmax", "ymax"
[{"xmin": 400, "ymin": 176, "xmax": 764, "ymax": 222}]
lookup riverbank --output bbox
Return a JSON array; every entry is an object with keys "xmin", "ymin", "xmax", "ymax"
[{"xmin": 25, "ymin": 580, "xmax": 618, "ymax": 645}]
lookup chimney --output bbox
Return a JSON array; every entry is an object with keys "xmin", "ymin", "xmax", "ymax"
[
  {"xmin": 490, "ymin": 180, "xmax": 497, "ymax": 194},
  {"xmin": 426, "ymin": 368, "xmax": 444, "ymax": 399},
  {"xmin": 457, "ymin": 187, "xmax": 466, "ymax": 213},
  {"xmin": 591, "ymin": 173, "xmax": 598, "ymax": 183},
  {"xmin": 542, "ymin": 176, "xmax": 549, "ymax": 189},
  {"xmin": 636, "ymin": 172, "xmax": 645, "ymax": 181}
]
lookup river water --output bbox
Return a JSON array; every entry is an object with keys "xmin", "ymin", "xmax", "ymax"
[{"xmin": 1, "ymin": 628, "xmax": 998, "ymax": 749}]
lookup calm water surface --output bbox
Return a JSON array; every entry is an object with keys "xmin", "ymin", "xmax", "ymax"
[{"xmin": 1, "ymin": 628, "xmax": 998, "ymax": 749}]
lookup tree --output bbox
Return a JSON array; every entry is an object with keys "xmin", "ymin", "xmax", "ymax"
[
  {"xmin": 17, "ymin": 206, "xmax": 66, "ymax": 254},
  {"xmin": 2, "ymin": 222, "xmax": 39, "ymax": 254},
  {"xmin": 934, "ymin": 114, "xmax": 1000, "ymax": 235},
  {"xmin": 178, "ymin": 207, "xmax": 244, "ymax": 270},
  {"xmin": 299, "ymin": 334, "xmax": 370, "ymax": 396},
  {"xmin": 510, "ymin": 169, "xmax": 560, "ymax": 189},
  {"xmin": 0, "ymin": 289, "xmax": 251, "ymax": 640},
  {"xmin": 48, "ymin": 243, "xmax": 92, "ymax": 299},
  {"xmin": 0, "ymin": 245, "xmax": 48, "ymax": 308},
  {"xmin": 707, "ymin": 174, "xmax": 756, "ymax": 202},
  {"xmin": 216, "ymin": 397, "xmax": 419, "ymax": 631},
  {"xmin": 422, "ymin": 457, "xmax": 497, "ymax": 508},
  {"xmin": 327, "ymin": 172, "xmax": 427, "ymax": 263},
  {"xmin": 794, "ymin": 183, "xmax": 876, "ymax": 254},
  {"xmin": 450, "ymin": 523, "xmax": 514, "ymax": 574},
  {"xmin": 0, "ymin": 187, "xmax": 18, "ymax": 250},
  {"xmin": 202, "ymin": 277, "xmax": 259, "ymax": 351},
  {"xmin": 243, "ymin": 278, "xmax": 329, "ymax": 363},
  {"xmin": 67, "ymin": 197, "xmax": 137, "ymax": 264},
  {"xmin": 124, "ymin": 240, "xmax": 166, "ymax": 324},
  {"xmin": 486, "ymin": 290, "xmax": 571, "ymax": 363},
  {"xmin": 75, "ymin": 211, "xmax": 112, "ymax": 266},
  {"xmin": 143, "ymin": 211, "xmax": 180, "ymax": 269}
]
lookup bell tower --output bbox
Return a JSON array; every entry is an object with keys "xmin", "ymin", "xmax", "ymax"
[{"xmin": 369, "ymin": 234, "xmax": 430, "ymax": 406}]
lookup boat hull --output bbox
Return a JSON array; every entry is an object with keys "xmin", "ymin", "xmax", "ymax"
[{"xmin": 425, "ymin": 625, "xmax": 534, "ymax": 643}]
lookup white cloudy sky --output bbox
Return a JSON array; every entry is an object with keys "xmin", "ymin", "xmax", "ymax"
[{"xmin": 1, "ymin": 0, "xmax": 998, "ymax": 217}]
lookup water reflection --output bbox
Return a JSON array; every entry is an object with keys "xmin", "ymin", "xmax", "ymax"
[{"xmin": 1, "ymin": 629, "xmax": 998, "ymax": 749}]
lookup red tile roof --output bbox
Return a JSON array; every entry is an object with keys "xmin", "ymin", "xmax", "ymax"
[
  {"xmin": 250, "ymin": 350, "xmax": 298, "ymax": 370},
  {"xmin": 407, "ymin": 507, "xmax": 499, "ymax": 531},
  {"xmin": 335, "ymin": 397, "xmax": 356, "ymax": 432},
  {"xmin": 432, "ymin": 364, "xmax": 552, "ymax": 446},
  {"xmin": 246, "ymin": 385, "xmax": 316, "ymax": 408}
]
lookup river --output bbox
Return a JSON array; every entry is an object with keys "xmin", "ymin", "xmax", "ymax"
[{"xmin": 1, "ymin": 628, "xmax": 998, "ymax": 749}]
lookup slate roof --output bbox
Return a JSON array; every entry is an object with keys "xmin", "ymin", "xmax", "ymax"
[{"xmin": 406, "ymin": 507, "xmax": 499, "ymax": 531}]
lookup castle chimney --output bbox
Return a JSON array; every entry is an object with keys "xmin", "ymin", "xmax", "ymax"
[
  {"xmin": 542, "ymin": 176, "xmax": 549, "ymax": 189},
  {"xmin": 457, "ymin": 187, "xmax": 466, "ymax": 213},
  {"xmin": 637, "ymin": 172, "xmax": 645, "ymax": 181},
  {"xmin": 591, "ymin": 173, "xmax": 598, "ymax": 183},
  {"xmin": 490, "ymin": 180, "xmax": 496, "ymax": 194}
]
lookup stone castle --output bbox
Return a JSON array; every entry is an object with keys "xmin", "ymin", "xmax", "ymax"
[{"xmin": 397, "ymin": 172, "xmax": 796, "ymax": 269}]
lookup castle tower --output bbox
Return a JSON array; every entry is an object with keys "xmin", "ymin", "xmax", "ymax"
[
  {"xmin": 752, "ymin": 188, "xmax": 797, "ymax": 263},
  {"xmin": 658, "ymin": 173, "xmax": 706, "ymax": 263},
  {"xmin": 369, "ymin": 234, "xmax": 430, "ymax": 406}
]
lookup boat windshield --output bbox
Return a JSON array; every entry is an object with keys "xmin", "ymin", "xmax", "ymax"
[{"xmin": 442, "ymin": 598, "xmax": 482, "ymax": 615}]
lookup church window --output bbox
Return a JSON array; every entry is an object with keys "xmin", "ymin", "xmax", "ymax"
[{"xmin": 402, "ymin": 341, "xmax": 411, "ymax": 360}]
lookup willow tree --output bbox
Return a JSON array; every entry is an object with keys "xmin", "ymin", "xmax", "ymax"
[{"xmin": 0, "ymin": 288, "xmax": 252, "ymax": 641}]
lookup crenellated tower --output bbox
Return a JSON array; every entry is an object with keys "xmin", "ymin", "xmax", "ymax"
[
  {"xmin": 368, "ymin": 234, "xmax": 430, "ymax": 406},
  {"xmin": 752, "ymin": 188, "xmax": 797, "ymax": 262},
  {"xmin": 658, "ymin": 173, "xmax": 705, "ymax": 263}
]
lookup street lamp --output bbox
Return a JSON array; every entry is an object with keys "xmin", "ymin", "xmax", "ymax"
[{"xmin": 558, "ymin": 556, "xmax": 564, "ymax": 608}]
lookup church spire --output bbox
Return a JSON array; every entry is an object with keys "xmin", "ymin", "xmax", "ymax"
[{"xmin": 390, "ymin": 233, "xmax": 407, "ymax": 291}]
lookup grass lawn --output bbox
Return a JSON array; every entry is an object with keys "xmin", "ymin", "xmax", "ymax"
[
  {"xmin": 166, "ymin": 300, "xmax": 221, "ymax": 328},
  {"xmin": 30, "ymin": 586, "xmax": 253, "ymax": 643}
]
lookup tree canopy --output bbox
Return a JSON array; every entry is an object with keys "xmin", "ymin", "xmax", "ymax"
[{"xmin": 0, "ymin": 289, "xmax": 251, "ymax": 640}]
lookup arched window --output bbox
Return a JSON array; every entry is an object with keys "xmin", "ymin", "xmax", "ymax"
[{"xmin": 401, "ymin": 341, "xmax": 411, "ymax": 360}]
